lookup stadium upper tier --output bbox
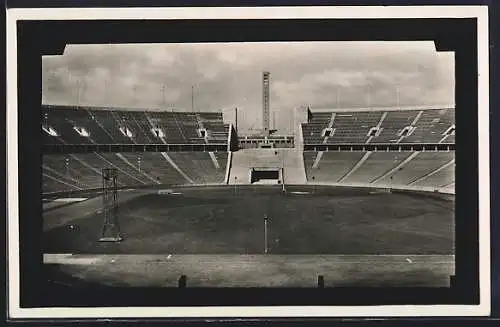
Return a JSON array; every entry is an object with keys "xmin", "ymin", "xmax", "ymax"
[
  {"xmin": 302, "ymin": 107, "xmax": 455, "ymax": 145},
  {"xmin": 41, "ymin": 105, "xmax": 230, "ymax": 146}
]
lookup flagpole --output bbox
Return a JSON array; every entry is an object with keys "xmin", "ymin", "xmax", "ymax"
[{"xmin": 264, "ymin": 215, "xmax": 268, "ymax": 254}]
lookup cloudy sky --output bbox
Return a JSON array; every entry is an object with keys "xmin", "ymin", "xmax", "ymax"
[{"xmin": 42, "ymin": 41, "xmax": 454, "ymax": 134}]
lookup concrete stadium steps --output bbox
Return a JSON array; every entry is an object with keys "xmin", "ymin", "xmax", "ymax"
[
  {"xmin": 403, "ymin": 109, "xmax": 455, "ymax": 143},
  {"xmin": 303, "ymin": 150, "xmax": 455, "ymax": 190},
  {"xmin": 228, "ymin": 149, "xmax": 306, "ymax": 185},
  {"xmin": 442, "ymin": 182, "xmax": 455, "ymax": 191},
  {"xmin": 302, "ymin": 108, "xmax": 455, "ymax": 145},
  {"xmin": 371, "ymin": 110, "xmax": 420, "ymax": 143},
  {"xmin": 411, "ymin": 160, "xmax": 455, "ymax": 188},
  {"xmin": 375, "ymin": 151, "xmax": 455, "ymax": 186},
  {"xmin": 303, "ymin": 151, "xmax": 317, "ymax": 176},
  {"xmin": 72, "ymin": 153, "xmax": 145, "ymax": 187},
  {"xmin": 307, "ymin": 151, "xmax": 366, "ymax": 183},
  {"xmin": 125, "ymin": 111, "xmax": 154, "ymax": 144},
  {"xmin": 98, "ymin": 153, "xmax": 154, "ymax": 185},
  {"xmin": 91, "ymin": 111, "xmax": 132, "ymax": 144},
  {"xmin": 43, "ymin": 155, "xmax": 92, "ymax": 188},
  {"xmin": 42, "ymin": 105, "xmax": 228, "ymax": 146},
  {"xmin": 43, "ymin": 154, "xmax": 104, "ymax": 189},
  {"xmin": 45, "ymin": 109, "xmax": 92, "ymax": 145},
  {"xmin": 444, "ymin": 135, "xmax": 455, "ymax": 144},
  {"xmin": 42, "ymin": 173, "xmax": 81, "ymax": 193},
  {"xmin": 282, "ymin": 150, "xmax": 308, "ymax": 184},
  {"xmin": 327, "ymin": 111, "xmax": 383, "ymax": 143},
  {"xmin": 168, "ymin": 152, "xmax": 227, "ymax": 184},
  {"xmin": 119, "ymin": 152, "xmax": 187, "ymax": 185},
  {"xmin": 79, "ymin": 111, "xmax": 116, "ymax": 144},
  {"xmin": 214, "ymin": 152, "xmax": 229, "ymax": 180},
  {"xmin": 41, "ymin": 151, "xmax": 230, "ymax": 194},
  {"xmin": 343, "ymin": 151, "xmax": 414, "ymax": 184}
]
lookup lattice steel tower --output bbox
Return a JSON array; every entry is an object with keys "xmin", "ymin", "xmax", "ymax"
[
  {"xmin": 99, "ymin": 168, "xmax": 123, "ymax": 242},
  {"xmin": 262, "ymin": 71, "xmax": 271, "ymax": 137}
]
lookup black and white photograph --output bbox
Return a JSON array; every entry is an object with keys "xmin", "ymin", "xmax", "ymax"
[
  {"xmin": 6, "ymin": 5, "xmax": 490, "ymax": 319},
  {"xmin": 41, "ymin": 41, "xmax": 457, "ymax": 287}
]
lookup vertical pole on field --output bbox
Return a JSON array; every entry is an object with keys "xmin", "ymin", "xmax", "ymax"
[
  {"xmin": 264, "ymin": 215, "xmax": 269, "ymax": 254},
  {"xmin": 234, "ymin": 176, "xmax": 238, "ymax": 196},
  {"xmin": 281, "ymin": 166, "xmax": 286, "ymax": 194}
]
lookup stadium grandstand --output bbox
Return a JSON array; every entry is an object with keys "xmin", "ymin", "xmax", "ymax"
[
  {"xmin": 42, "ymin": 70, "xmax": 456, "ymax": 288},
  {"xmin": 41, "ymin": 72, "xmax": 455, "ymax": 196}
]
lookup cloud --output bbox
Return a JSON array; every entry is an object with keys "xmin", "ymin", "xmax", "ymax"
[{"xmin": 42, "ymin": 41, "xmax": 454, "ymax": 133}]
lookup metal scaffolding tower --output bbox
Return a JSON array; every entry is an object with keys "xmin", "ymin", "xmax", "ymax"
[{"xmin": 99, "ymin": 168, "xmax": 123, "ymax": 242}]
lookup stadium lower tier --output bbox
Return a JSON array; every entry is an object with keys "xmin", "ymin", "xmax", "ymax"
[
  {"xmin": 42, "ymin": 151, "xmax": 229, "ymax": 193},
  {"xmin": 303, "ymin": 150, "xmax": 454, "ymax": 191},
  {"xmin": 42, "ymin": 150, "xmax": 455, "ymax": 195}
]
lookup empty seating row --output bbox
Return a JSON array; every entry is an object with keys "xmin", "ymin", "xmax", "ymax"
[
  {"xmin": 42, "ymin": 151, "xmax": 229, "ymax": 194},
  {"xmin": 303, "ymin": 150, "xmax": 455, "ymax": 190},
  {"xmin": 302, "ymin": 108, "xmax": 455, "ymax": 145},
  {"xmin": 42, "ymin": 105, "xmax": 228, "ymax": 146}
]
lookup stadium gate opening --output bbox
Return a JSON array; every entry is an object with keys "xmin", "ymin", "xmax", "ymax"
[{"xmin": 249, "ymin": 167, "xmax": 284, "ymax": 185}]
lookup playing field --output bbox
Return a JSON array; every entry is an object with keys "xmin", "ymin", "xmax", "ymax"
[{"xmin": 43, "ymin": 185, "xmax": 455, "ymax": 287}]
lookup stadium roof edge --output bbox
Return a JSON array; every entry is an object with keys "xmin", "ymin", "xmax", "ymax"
[
  {"xmin": 309, "ymin": 105, "xmax": 455, "ymax": 113},
  {"xmin": 41, "ymin": 104, "xmax": 223, "ymax": 113}
]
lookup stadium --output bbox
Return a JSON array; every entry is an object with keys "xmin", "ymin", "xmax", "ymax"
[{"xmin": 41, "ymin": 66, "xmax": 455, "ymax": 288}]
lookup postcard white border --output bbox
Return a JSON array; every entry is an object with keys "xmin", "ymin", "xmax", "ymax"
[{"xmin": 6, "ymin": 5, "xmax": 490, "ymax": 319}]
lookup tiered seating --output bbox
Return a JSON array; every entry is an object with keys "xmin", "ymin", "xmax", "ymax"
[
  {"xmin": 168, "ymin": 152, "xmax": 227, "ymax": 184},
  {"xmin": 177, "ymin": 113, "xmax": 204, "ymax": 143},
  {"xmin": 91, "ymin": 110, "xmax": 133, "ymax": 144},
  {"xmin": 306, "ymin": 151, "xmax": 366, "ymax": 183},
  {"xmin": 72, "ymin": 153, "xmax": 145, "ymax": 187},
  {"xmin": 122, "ymin": 111, "xmax": 154, "ymax": 144},
  {"xmin": 403, "ymin": 109, "xmax": 455, "ymax": 143},
  {"xmin": 198, "ymin": 112, "xmax": 229, "ymax": 144},
  {"xmin": 411, "ymin": 160, "xmax": 455, "ymax": 188},
  {"xmin": 204, "ymin": 122, "xmax": 229, "ymax": 144},
  {"xmin": 43, "ymin": 155, "xmax": 92, "ymax": 189},
  {"xmin": 119, "ymin": 152, "xmax": 187, "ymax": 185},
  {"xmin": 98, "ymin": 153, "xmax": 154, "ymax": 185},
  {"xmin": 302, "ymin": 108, "xmax": 455, "ymax": 145},
  {"xmin": 374, "ymin": 151, "xmax": 455, "ymax": 186},
  {"xmin": 198, "ymin": 112, "xmax": 223, "ymax": 121},
  {"xmin": 42, "ymin": 106, "xmax": 93, "ymax": 145},
  {"xmin": 41, "ymin": 105, "xmax": 228, "ymax": 145},
  {"xmin": 343, "ymin": 151, "xmax": 413, "ymax": 184},
  {"xmin": 301, "ymin": 112, "xmax": 331, "ymax": 144},
  {"xmin": 327, "ymin": 111, "xmax": 383, "ymax": 143},
  {"xmin": 304, "ymin": 150, "xmax": 455, "ymax": 190},
  {"xmin": 42, "ymin": 151, "xmax": 230, "ymax": 193},
  {"xmin": 43, "ymin": 173, "xmax": 80, "ymax": 193},
  {"xmin": 371, "ymin": 110, "xmax": 420, "ymax": 143},
  {"xmin": 444, "ymin": 135, "xmax": 455, "ymax": 144},
  {"xmin": 214, "ymin": 152, "xmax": 229, "ymax": 180}
]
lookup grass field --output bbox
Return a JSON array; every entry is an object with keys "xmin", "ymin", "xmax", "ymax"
[
  {"xmin": 43, "ymin": 185, "xmax": 455, "ymax": 287},
  {"xmin": 43, "ymin": 185, "xmax": 455, "ymax": 255}
]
